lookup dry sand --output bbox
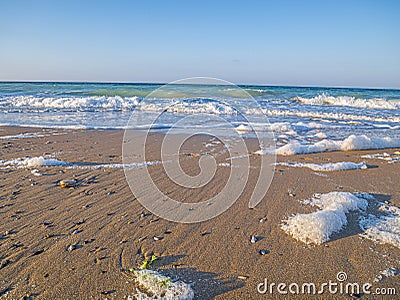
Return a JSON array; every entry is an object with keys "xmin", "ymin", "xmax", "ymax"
[{"xmin": 0, "ymin": 126, "xmax": 399, "ymax": 299}]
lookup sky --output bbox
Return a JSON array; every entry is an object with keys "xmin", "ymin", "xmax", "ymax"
[{"xmin": 0, "ymin": 0, "xmax": 399, "ymax": 88}]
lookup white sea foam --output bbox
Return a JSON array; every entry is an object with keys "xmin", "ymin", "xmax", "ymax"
[
  {"xmin": 361, "ymin": 152, "xmax": 400, "ymax": 162},
  {"xmin": 133, "ymin": 269, "xmax": 194, "ymax": 300},
  {"xmin": 374, "ymin": 268, "xmax": 400, "ymax": 282},
  {"xmin": 260, "ymin": 108, "xmax": 400, "ymax": 124},
  {"xmin": 158, "ymin": 100, "xmax": 236, "ymax": 115},
  {"xmin": 31, "ymin": 169, "xmax": 43, "ymax": 176},
  {"xmin": 0, "ymin": 132, "xmax": 47, "ymax": 139},
  {"xmin": 3, "ymin": 95, "xmax": 400, "ymax": 125},
  {"xmin": 292, "ymin": 94, "xmax": 400, "ymax": 110},
  {"xmin": 314, "ymin": 132, "xmax": 327, "ymax": 139},
  {"xmin": 0, "ymin": 156, "xmax": 71, "ymax": 168},
  {"xmin": 0, "ymin": 156, "xmax": 161, "ymax": 170},
  {"xmin": 1, "ymin": 95, "xmax": 237, "ymax": 115},
  {"xmin": 257, "ymin": 135, "xmax": 400, "ymax": 156},
  {"xmin": 283, "ymin": 192, "xmax": 400, "ymax": 248},
  {"xmin": 372, "ymin": 124, "xmax": 400, "ymax": 130},
  {"xmin": 277, "ymin": 161, "xmax": 367, "ymax": 171},
  {"xmin": 79, "ymin": 161, "xmax": 162, "ymax": 170},
  {"xmin": 269, "ymin": 122, "xmax": 297, "ymax": 136},
  {"xmin": 1, "ymin": 95, "xmax": 139, "ymax": 110},
  {"xmin": 282, "ymin": 192, "xmax": 368, "ymax": 244},
  {"xmin": 359, "ymin": 204, "xmax": 400, "ymax": 249}
]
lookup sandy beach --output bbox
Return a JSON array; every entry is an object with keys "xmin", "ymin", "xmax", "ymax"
[
  {"xmin": 0, "ymin": 126, "xmax": 399, "ymax": 299},
  {"xmin": 2, "ymin": 0, "xmax": 399, "ymax": 298}
]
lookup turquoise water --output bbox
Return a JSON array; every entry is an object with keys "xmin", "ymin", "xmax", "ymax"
[{"xmin": 0, "ymin": 82, "xmax": 399, "ymax": 146}]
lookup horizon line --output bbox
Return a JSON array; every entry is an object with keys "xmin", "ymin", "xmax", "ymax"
[{"xmin": 0, "ymin": 80, "xmax": 399, "ymax": 91}]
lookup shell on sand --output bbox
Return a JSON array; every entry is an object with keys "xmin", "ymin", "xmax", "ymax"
[
  {"xmin": 250, "ymin": 235, "xmax": 258, "ymax": 244},
  {"xmin": 59, "ymin": 180, "xmax": 76, "ymax": 188}
]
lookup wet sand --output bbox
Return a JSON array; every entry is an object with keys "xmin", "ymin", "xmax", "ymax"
[{"xmin": 0, "ymin": 126, "xmax": 399, "ymax": 299}]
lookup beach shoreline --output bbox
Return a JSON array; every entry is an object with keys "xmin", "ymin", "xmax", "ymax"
[{"xmin": 1, "ymin": 125, "xmax": 399, "ymax": 299}]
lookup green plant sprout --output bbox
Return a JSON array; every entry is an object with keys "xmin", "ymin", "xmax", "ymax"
[{"xmin": 139, "ymin": 255, "xmax": 158, "ymax": 270}]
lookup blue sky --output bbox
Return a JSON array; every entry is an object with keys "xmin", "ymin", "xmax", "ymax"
[{"xmin": 0, "ymin": 0, "xmax": 399, "ymax": 88}]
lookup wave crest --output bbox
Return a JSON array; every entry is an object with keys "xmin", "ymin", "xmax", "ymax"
[{"xmin": 292, "ymin": 93, "xmax": 400, "ymax": 109}]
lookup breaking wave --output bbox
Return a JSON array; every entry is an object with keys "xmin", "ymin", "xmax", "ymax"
[{"xmin": 292, "ymin": 93, "xmax": 400, "ymax": 110}]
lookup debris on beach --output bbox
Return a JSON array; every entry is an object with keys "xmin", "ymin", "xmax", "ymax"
[
  {"xmin": 59, "ymin": 180, "xmax": 76, "ymax": 188},
  {"xmin": 44, "ymin": 233, "xmax": 54, "ymax": 239},
  {"xmin": 32, "ymin": 249, "xmax": 45, "ymax": 256},
  {"xmin": 73, "ymin": 219, "xmax": 85, "ymax": 225},
  {"xmin": 68, "ymin": 244, "xmax": 77, "ymax": 252},
  {"xmin": 186, "ymin": 152, "xmax": 200, "ymax": 157},
  {"xmin": 288, "ymin": 188, "xmax": 296, "ymax": 197},
  {"xmin": 31, "ymin": 169, "xmax": 42, "ymax": 176},
  {"xmin": 83, "ymin": 239, "xmax": 95, "ymax": 244},
  {"xmin": 259, "ymin": 249, "xmax": 270, "ymax": 255},
  {"xmin": 200, "ymin": 231, "xmax": 211, "ymax": 236},
  {"xmin": 250, "ymin": 235, "xmax": 258, "ymax": 244},
  {"xmin": 259, "ymin": 216, "xmax": 267, "ymax": 223},
  {"xmin": 237, "ymin": 275, "xmax": 249, "ymax": 280},
  {"xmin": 349, "ymin": 293, "xmax": 362, "ymax": 298},
  {"xmin": 139, "ymin": 255, "xmax": 158, "ymax": 270},
  {"xmin": 94, "ymin": 256, "xmax": 109, "ymax": 264},
  {"xmin": 153, "ymin": 236, "xmax": 163, "ymax": 241}
]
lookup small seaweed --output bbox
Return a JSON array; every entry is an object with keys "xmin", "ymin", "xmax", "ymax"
[
  {"xmin": 128, "ymin": 256, "xmax": 193, "ymax": 300},
  {"xmin": 140, "ymin": 255, "xmax": 158, "ymax": 270}
]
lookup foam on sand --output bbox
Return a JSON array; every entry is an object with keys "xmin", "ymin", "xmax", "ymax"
[
  {"xmin": 359, "ymin": 203, "xmax": 400, "ymax": 249},
  {"xmin": 374, "ymin": 268, "xmax": 400, "ymax": 282},
  {"xmin": 83, "ymin": 161, "xmax": 162, "ymax": 170},
  {"xmin": 0, "ymin": 132, "xmax": 47, "ymax": 139},
  {"xmin": 361, "ymin": 152, "xmax": 400, "ymax": 163},
  {"xmin": 0, "ymin": 156, "xmax": 71, "ymax": 168},
  {"xmin": 283, "ymin": 192, "xmax": 400, "ymax": 248},
  {"xmin": 133, "ymin": 269, "xmax": 194, "ymax": 300},
  {"xmin": 255, "ymin": 135, "xmax": 400, "ymax": 156},
  {"xmin": 277, "ymin": 161, "xmax": 367, "ymax": 171},
  {"xmin": 282, "ymin": 192, "xmax": 369, "ymax": 244},
  {"xmin": 0, "ymin": 156, "xmax": 161, "ymax": 170}
]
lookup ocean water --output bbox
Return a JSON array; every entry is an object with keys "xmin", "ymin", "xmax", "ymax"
[{"xmin": 1, "ymin": 82, "xmax": 399, "ymax": 153}]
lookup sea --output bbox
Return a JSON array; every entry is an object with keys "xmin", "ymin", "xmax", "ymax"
[{"xmin": 1, "ymin": 81, "xmax": 399, "ymax": 154}]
